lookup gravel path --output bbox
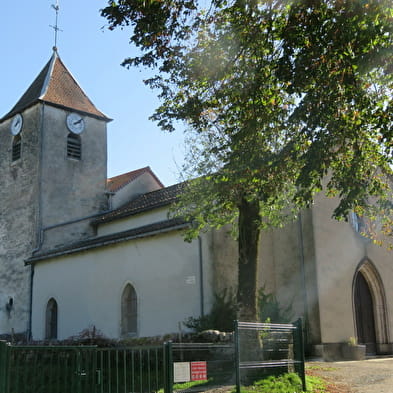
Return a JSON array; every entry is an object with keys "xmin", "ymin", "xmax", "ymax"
[{"xmin": 307, "ymin": 357, "xmax": 393, "ymax": 393}]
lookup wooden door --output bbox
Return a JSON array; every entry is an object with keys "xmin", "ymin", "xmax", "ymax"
[{"xmin": 354, "ymin": 272, "xmax": 377, "ymax": 354}]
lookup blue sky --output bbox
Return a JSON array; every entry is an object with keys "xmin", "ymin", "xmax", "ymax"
[{"xmin": 0, "ymin": 0, "xmax": 185, "ymax": 186}]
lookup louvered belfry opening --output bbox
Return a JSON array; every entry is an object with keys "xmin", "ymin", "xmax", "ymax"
[
  {"xmin": 12, "ymin": 134, "xmax": 22, "ymax": 161},
  {"xmin": 67, "ymin": 132, "xmax": 81, "ymax": 160}
]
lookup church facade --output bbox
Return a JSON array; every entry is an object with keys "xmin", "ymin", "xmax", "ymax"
[{"xmin": 1, "ymin": 52, "xmax": 393, "ymax": 359}]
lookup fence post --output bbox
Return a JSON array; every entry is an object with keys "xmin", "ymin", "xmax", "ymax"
[
  {"xmin": 163, "ymin": 341, "xmax": 173, "ymax": 393},
  {"xmin": 293, "ymin": 318, "xmax": 306, "ymax": 391},
  {"xmin": 234, "ymin": 320, "xmax": 241, "ymax": 393},
  {"xmin": 0, "ymin": 341, "xmax": 10, "ymax": 393}
]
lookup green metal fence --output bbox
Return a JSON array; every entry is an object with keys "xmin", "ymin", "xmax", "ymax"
[
  {"xmin": 234, "ymin": 319, "xmax": 306, "ymax": 392},
  {"xmin": 0, "ymin": 321, "xmax": 305, "ymax": 393},
  {"xmin": 168, "ymin": 341, "xmax": 235, "ymax": 393},
  {"xmin": 0, "ymin": 341, "xmax": 167, "ymax": 393},
  {"xmin": 165, "ymin": 321, "xmax": 305, "ymax": 393}
]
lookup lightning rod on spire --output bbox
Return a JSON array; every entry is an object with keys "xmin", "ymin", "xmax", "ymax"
[{"xmin": 50, "ymin": 1, "xmax": 62, "ymax": 52}]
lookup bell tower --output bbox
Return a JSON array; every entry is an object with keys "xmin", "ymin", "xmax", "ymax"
[{"xmin": 0, "ymin": 50, "xmax": 111, "ymax": 336}]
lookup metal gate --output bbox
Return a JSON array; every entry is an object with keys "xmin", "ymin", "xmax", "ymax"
[
  {"xmin": 0, "ymin": 341, "xmax": 166, "ymax": 393},
  {"xmin": 163, "ymin": 320, "xmax": 305, "ymax": 393},
  {"xmin": 234, "ymin": 319, "xmax": 306, "ymax": 392}
]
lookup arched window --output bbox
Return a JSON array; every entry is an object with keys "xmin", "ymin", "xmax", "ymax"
[
  {"xmin": 45, "ymin": 298, "xmax": 58, "ymax": 340},
  {"xmin": 12, "ymin": 134, "xmax": 21, "ymax": 161},
  {"xmin": 121, "ymin": 284, "xmax": 137, "ymax": 336},
  {"xmin": 67, "ymin": 133, "xmax": 81, "ymax": 160}
]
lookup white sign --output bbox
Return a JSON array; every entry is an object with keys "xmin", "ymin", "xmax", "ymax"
[
  {"xmin": 186, "ymin": 276, "xmax": 196, "ymax": 285},
  {"xmin": 173, "ymin": 362, "xmax": 191, "ymax": 383}
]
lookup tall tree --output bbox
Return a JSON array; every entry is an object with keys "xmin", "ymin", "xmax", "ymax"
[{"xmin": 102, "ymin": 0, "xmax": 393, "ymax": 321}]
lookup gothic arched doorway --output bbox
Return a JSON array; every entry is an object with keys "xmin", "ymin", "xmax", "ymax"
[
  {"xmin": 353, "ymin": 261, "xmax": 389, "ymax": 355},
  {"xmin": 354, "ymin": 272, "xmax": 376, "ymax": 354}
]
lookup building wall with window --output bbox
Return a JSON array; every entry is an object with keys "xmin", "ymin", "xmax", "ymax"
[
  {"xmin": 31, "ymin": 229, "xmax": 213, "ymax": 340},
  {"xmin": 38, "ymin": 104, "xmax": 108, "ymax": 249},
  {"xmin": 30, "ymin": 188, "xmax": 393, "ymax": 358}
]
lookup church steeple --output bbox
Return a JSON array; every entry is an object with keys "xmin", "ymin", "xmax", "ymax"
[
  {"xmin": 0, "ymin": 51, "xmax": 111, "ymax": 249},
  {"xmin": 0, "ymin": 49, "xmax": 111, "ymax": 339},
  {"xmin": 1, "ymin": 51, "xmax": 111, "ymax": 122}
]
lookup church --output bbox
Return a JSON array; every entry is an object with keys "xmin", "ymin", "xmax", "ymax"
[{"xmin": 1, "ymin": 50, "xmax": 393, "ymax": 359}]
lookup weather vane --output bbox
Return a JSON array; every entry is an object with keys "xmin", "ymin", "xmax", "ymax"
[{"xmin": 50, "ymin": 1, "xmax": 62, "ymax": 51}]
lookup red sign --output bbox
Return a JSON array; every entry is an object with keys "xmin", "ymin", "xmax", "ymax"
[{"xmin": 190, "ymin": 361, "xmax": 207, "ymax": 381}]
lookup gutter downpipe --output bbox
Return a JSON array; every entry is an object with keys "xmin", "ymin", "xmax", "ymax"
[
  {"xmin": 298, "ymin": 211, "xmax": 309, "ymax": 350},
  {"xmin": 28, "ymin": 265, "xmax": 35, "ymax": 341},
  {"xmin": 198, "ymin": 236, "xmax": 204, "ymax": 317}
]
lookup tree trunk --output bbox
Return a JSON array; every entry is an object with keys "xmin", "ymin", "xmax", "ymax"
[{"xmin": 237, "ymin": 197, "xmax": 261, "ymax": 322}]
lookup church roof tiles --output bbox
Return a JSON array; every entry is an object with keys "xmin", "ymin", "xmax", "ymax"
[
  {"xmin": 107, "ymin": 167, "xmax": 164, "ymax": 192},
  {"xmin": 95, "ymin": 182, "xmax": 184, "ymax": 224},
  {"xmin": 1, "ymin": 50, "xmax": 110, "ymax": 121}
]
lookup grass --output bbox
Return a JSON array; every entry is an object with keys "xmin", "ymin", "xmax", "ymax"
[
  {"xmin": 306, "ymin": 375, "xmax": 328, "ymax": 392},
  {"xmin": 158, "ymin": 378, "xmax": 212, "ymax": 392},
  {"xmin": 173, "ymin": 379, "xmax": 210, "ymax": 390},
  {"xmin": 232, "ymin": 373, "xmax": 328, "ymax": 393},
  {"xmin": 168, "ymin": 373, "xmax": 332, "ymax": 393}
]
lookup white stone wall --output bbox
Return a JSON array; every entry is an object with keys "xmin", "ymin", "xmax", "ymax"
[
  {"xmin": 31, "ymin": 231, "xmax": 213, "ymax": 340},
  {"xmin": 311, "ymin": 192, "xmax": 393, "ymax": 345}
]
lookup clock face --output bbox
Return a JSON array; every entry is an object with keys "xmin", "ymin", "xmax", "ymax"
[
  {"xmin": 10, "ymin": 114, "xmax": 23, "ymax": 135},
  {"xmin": 66, "ymin": 113, "xmax": 85, "ymax": 134}
]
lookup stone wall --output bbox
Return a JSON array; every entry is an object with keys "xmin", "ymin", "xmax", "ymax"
[
  {"xmin": 0, "ymin": 104, "xmax": 41, "ymax": 335},
  {"xmin": 39, "ymin": 105, "xmax": 108, "ymax": 249},
  {"xmin": 0, "ymin": 102, "xmax": 109, "ymax": 334}
]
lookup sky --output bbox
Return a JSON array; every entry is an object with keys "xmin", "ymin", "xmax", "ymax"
[{"xmin": 0, "ymin": 0, "xmax": 185, "ymax": 186}]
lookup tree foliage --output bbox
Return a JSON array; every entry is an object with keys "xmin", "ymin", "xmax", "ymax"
[{"xmin": 102, "ymin": 0, "xmax": 393, "ymax": 320}]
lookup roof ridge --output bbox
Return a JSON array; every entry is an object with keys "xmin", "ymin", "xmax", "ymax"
[
  {"xmin": 39, "ymin": 50, "xmax": 57, "ymax": 98},
  {"xmin": 107, "ymin": 166, "xmax": 150, "ymax": 183},
  {"xmin": 138, "ymin": 181, "xmax": 182, "ymax": 197}
]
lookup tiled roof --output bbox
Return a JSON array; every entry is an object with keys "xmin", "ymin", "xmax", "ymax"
[
  {"xmin": 26, "ymin": 218, "xmax": 188, "ymax": 264},
  {"xmin": 1, "ymin": 50, "xmax": 110, "ymax": 121},
  {"xmin": 107, "ymin": 167, "xmax": 164, "ymax": 192},
  {"xmin": 94, "ymin": 182, "xmax": 185, "ymax": 225}
]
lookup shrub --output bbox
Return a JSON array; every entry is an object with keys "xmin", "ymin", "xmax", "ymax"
[
  {"xmin": 258, "ymin": 286, "xmax": 293, "ymax": 323},
  {"xmin": 184, "ymin": 289, "xmax": 238, "ymax": 333}
]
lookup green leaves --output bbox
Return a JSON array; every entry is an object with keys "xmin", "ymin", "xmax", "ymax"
[
  {"xmin": 103, "ymin": 0, "xmax": 393, "ymax": 223},
  {"xmin": 103, "ymin": 0, "xmax": 393, "ymax": 321}
]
